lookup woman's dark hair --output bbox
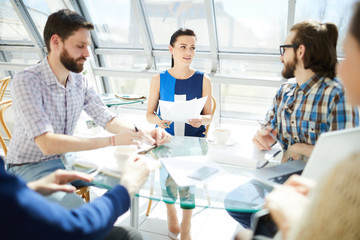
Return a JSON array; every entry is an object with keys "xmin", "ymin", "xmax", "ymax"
[
  {"xmin": 44, "ymin": 9, "xmax": 94, "ymax": 53},
  {"xmin": 290, "ymin": 20, "xmax": 338, "ymax": 79},
  {"xmin": 350, "ymin": 2, "xmax": 360, "ymax": 47},
  {"xmin": 169, "ymin": 28, "xmax": 197, "ymax": 67}
]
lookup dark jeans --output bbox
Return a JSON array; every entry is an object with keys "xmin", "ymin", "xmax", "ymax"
[
  {"xmin": 105, "ymin": 226, "xmax": 142, "ymax": 240},
  {"xmin": 226, "ymin": 210, "xmax": 253, "ymax": 229}
]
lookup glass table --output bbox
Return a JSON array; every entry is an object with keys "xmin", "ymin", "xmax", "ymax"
[
  {"xmin": 99, "ymin": 93, "xmax": 146, "ymax": 107},
  {"xmin": 73, "ymin": 136, "xmax": 274, "ymax": 229}
]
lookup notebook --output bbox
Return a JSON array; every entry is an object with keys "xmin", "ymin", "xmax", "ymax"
[
  {"xmin": 225, "ymin": 128, "xmax": 360, "ymax": 210},
  {"xmin": 249, "ymin": 127, "xmax": 360, "ymax": 186}
]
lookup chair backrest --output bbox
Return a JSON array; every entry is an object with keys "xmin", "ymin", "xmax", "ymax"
[
  {"xmin": 0, "ymin": 77, "xmax": 10, "ymax": 102},
  {"xmin": 0, "ymin": 100, "xmax": 12, "ymax": 156},
  {"xmin": 204, "ymin": 96, "xmax": 216, "ymax": 137}
]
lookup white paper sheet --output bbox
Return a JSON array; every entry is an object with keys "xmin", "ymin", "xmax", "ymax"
[
  {"xmin": 73, "ymin": 146, "xmax": 161, "ymax": 178},
  {"xmin": 160, "ymin": 155, "xmax": 223, "ymax": 187},
  {"xmin": 159, "ymin": 96, "xmax": 208, "ymax": 122}
]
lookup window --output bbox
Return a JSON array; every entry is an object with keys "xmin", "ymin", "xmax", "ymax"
[
  {"xmin": 143, "ymin": 0, "xmax": 210, "ymax": 51},
  {"xmin": 214, "ymin": 0, "xmax": 288, "ymax": 53}
]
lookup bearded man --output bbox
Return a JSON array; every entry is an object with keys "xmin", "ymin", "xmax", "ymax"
[
  {"xmin": 227, "ymin": 20, "xmax": 359, "ymax": 230},
  {"xmin": 6, "ymin": 9, "xmax": 171, "ymax": 209}
]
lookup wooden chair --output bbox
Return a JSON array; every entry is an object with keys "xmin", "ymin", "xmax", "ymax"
[
  {"xmin": 205, "ymin": 96, "xmax": 217, "ymax": 137},
  {"xmin": 0, "ymin": 100, "xmax": 12, "ymax": 156},
  {"xmin": 145, "ymin": 95, "xmax": 217, "ymax": 216},
  {"xmin": 0, "ymin": 77, "xmax": 10, "ymax": 102}
]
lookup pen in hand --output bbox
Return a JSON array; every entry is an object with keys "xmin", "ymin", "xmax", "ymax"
[
  {"xmin": 256, "ymin": 120, "xmax": 285, "ymax": 150},
  {"xmin": 153, "ymin": 111, "xmax": 170, "ymax": 128}
]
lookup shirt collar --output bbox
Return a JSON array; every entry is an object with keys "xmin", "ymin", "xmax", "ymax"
[
  {"xmin": 41, "ymin": 57, "xmax": 75, "ymax": 88},
  {"xmin": 298, "ymin": 74, "xmax": 323, "ymax": 96}
]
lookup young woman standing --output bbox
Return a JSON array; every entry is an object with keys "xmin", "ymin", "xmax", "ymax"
[{"xmin": 146, "ymin": 28, "xmax": 213, "ymax": 240}]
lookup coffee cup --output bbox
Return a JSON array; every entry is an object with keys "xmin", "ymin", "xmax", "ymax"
[
  {"xmin": 114, "ymin": 145, "xmax": 138, "ymax": 171},
  {"xmin": 213, "ymin": 128, "xmax": 231, "ymax": 145}
]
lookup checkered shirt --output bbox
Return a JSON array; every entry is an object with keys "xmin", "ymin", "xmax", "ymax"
[
  {"xmin": 6, "ymin": 58, "xmax": 116, "ymax": 164},
  {"xmin": 265, "ymin": 74, "xmax": 359, "ymax": 150}
]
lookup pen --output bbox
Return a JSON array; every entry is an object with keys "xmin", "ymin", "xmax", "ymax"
[
  {"xmin": 134, "ymin": 124, "xmax": 139, "ymax": 132},
  {"xmin": 153, "ymin": 111, "xmax": 170, "ymax": 128},
  {"xmin": 256, "ymin": 120, "xmax": 285, "ymax": 150}
]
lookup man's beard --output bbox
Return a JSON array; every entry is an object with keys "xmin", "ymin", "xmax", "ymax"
[
  {"xmin": 282, "ymin": 56, "xmax": 298, "ymax": 79},
  {"xmin": 60, "ymin": 48, "xmax": 86, "ymax": 73}
]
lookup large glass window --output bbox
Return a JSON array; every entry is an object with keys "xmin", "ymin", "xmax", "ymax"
[
  {"xmin": 83, "ymin": 0, "xmax": 143, "ymax": 48},
  {"xmin": 0, "ymin": 0, "xmax": 34, "ymax": 45},
  {"xmin": 294, "ymin": 0, "xmax": 357, "ymax": 57},
  {"xmin": 221, "ymin": 84, "xmax": 278, "ymax": 120},
  {"xmin": 214, "ymin": 0, "xmax": 288, "ymax": 54},
  {"xmin": 2, "ymin": 50, "xmax": 39, "ymax": 64},
  {"xmin": 101, "ymin": 55, "xmax": 149, "ymax": 70},
  {"xmin": 23, "ymin": 0, "xmax": 53, "ymax": 37},
  {"xmin": 143, "ymin": 0, "xmax": 210, "ymax": 51},
  {"xmin": 219, "ymin": 58, "xmax": 283, "ymax": 78}
]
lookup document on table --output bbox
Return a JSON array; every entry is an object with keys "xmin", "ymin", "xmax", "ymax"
[
  {"xmin": 159, "ymin": 96, "xmax": 207, "ymax": 122},
  {"xmin": 72, "ymin": 146, "xmax": 161, "ymax": 178},
  {"xmin": 160, "ymin": 155, "xmax": 223, "ymax": 187}
]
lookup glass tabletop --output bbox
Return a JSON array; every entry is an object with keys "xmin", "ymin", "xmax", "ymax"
[
  {"xmin": 73, "ymin": 136, "xmax": 271, "ymax": 213},
  {"xmin": 99, "ymin": 93, "xmax": 146, "ymax": 107}
]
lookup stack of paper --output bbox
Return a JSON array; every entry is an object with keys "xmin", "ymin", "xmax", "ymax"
[
  {"xmin": 73, "ymin": 146, "xmax": 161, "ymax": 178},
  {"xmin": 207, "ymin": 143, "xmax": 269, "ymax": 169},
  {"xmin": 159, "ymin": 96, "xmax": 207, "ymax": 122}
]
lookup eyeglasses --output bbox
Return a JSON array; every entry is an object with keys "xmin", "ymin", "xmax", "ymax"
[{"xmin": 279, "ymin": 44, "xmax": 299, "ymax": 56}]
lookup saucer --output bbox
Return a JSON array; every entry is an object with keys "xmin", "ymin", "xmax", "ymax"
[{"xmin": 207, "ymin": 138, "xmax": 237, "ymax": 146}]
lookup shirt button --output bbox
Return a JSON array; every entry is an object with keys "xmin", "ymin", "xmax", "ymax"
[{"xmin": 291, "ymin": 121, "xmax": 295, "ymax": 124}]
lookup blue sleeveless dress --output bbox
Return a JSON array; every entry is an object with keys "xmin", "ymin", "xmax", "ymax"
[{"xmin": 159, "ymin": 70, "xmax": 206, "ymax": 137}]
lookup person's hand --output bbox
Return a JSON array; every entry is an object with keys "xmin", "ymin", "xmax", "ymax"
[
  {"xmin": 157, "ymin": 118, "xmax": 172, "ymax": 129},
  {"xmin": 119, "ymin": 157, "xmax": 150, "ymax": 197},
  {"xmin": 265, "ymin": 186, "xmax": 309, "ymax": 239},
  {"xmin": 283, "ymin": 174, "xmax": 316, "ymax": 196},
  {"xmin": 149, "ymin": 127, "xmax": 172, "ymax": 146},
  {"xmin": 27, "ymin": 169, "xmax": 93, "ymax": 196},
  {"xmin": 114, "ymin": 129, "xmax": 155, "ymax": 147},
  {"xmin": 252, "ymin": 126, "xmax": 278, "ymax": 150},
  {"xmin": 188, "ymin": 116, "xmax": 203, "ymax": 128},
  {"xmin": 282, "ymin": 143, "xmax": 313, "ymax": 162}
]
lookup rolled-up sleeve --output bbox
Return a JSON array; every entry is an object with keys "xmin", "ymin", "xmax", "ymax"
[{"xmin": 82, "ymin": 79, "xmax": 117, "ymax": 128}]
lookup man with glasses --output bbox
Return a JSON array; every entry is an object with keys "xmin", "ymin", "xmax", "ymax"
[{"xmin": 227, "ymin": 20, "xmax": 358, "ymax": 231}]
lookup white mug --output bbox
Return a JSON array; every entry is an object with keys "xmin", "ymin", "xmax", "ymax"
[
  {"xmin": 114, "ymin": 145, "xmax": 138, "ymax": 171},
  {"xmin": 213, "ymin": 128, "xmax": 231, "ymax": 145}
]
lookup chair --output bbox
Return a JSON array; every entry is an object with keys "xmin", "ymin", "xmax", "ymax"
[
  {"xmin": 145, "ymin": 95, "xmax": 217, "ymax": 216},
  {"xmin": 0, "ymin": 77, "xmax": 10, "ymax": 102},
  {"xmin": 204, "ymin": 96, "xmax": 217, "ymax": 137},
  {"xmin": 0, "ymin": 100, "xmax": 12, "ymax": 156}
]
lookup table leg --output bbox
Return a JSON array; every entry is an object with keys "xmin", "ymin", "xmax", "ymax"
[{"xmin": 130, "ymin": 194, "xmax": 139, "ymax": 229}]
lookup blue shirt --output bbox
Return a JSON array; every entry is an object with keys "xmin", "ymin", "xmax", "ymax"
[
  {"xmin": 265, "ymin": 75, "xmax": 359, "ymax": 149},
  {"xmin": 0, "ymin": 157, "xmax": 130, "ymax": 240}
]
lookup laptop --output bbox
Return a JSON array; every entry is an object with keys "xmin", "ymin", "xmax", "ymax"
[{"xmin": 225, "ymin": 128, "xmax": 360, "ymax": 210}]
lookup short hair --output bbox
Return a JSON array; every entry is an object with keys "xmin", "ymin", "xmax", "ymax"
[
  {"xmin": 43, "ymin": 9, "xmax": 94, "ymax": 53},
  {"xmin": 169, "ymin": 28, "xmax": 197, "ymax": 67},
  {"xmin": 350, "ymin": 1, "xmax": 360, "ymax": 48},
  {"xmin": 290, "ymin": 20, "xmax": 338, "ymax": 79}
]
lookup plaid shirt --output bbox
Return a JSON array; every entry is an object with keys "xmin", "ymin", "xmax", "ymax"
[
  {"xmin": 7, "ymin": 58, "xmax": 116, "ymax": 164},
  {"xmin": 265, "ymin": 74, "xmax": 359, "ymax": 150}
]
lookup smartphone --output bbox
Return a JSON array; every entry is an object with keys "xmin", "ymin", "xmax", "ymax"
[
  {"xmin": 252, "ymin": 209, "xmax": 278, "ymax": 239},
  {"xmin": 187, "ymin": 166, "xmax": 219, "ymax": 180}
]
